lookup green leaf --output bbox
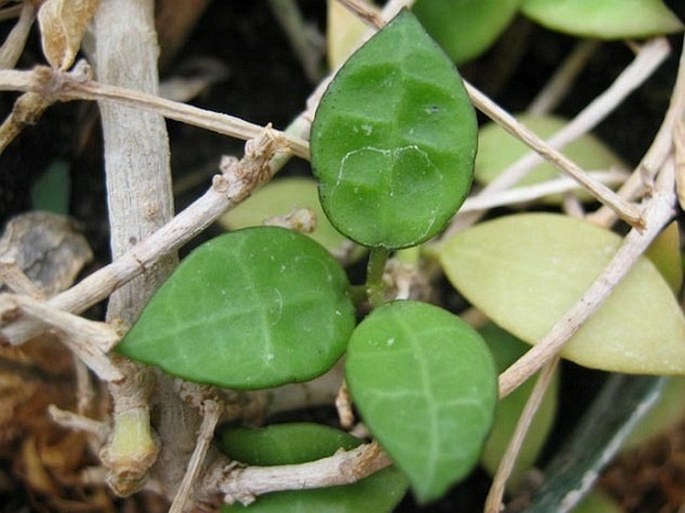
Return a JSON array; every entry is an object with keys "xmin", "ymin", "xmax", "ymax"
[
  {"xmin": 345, "ymin": 301, "xmax": 497, "ymax": 503},
  {"xmin": 479, "ymin": 323, "xmax": 559, "ymax": 490},
  {"xmin": 645, "ymin": 221, "xmax": 683, "ymax": 294},
  {"xmin": 475, "ymin": 114, "xmax": 626, "ymax": 203},
  {"xmin": 311, "ymin": 10, "xmax": 477, "ymax": 249},
  {"xmin": 413, "ymin": 0, "xmax": 523, "ymax": 64},
  {"xmin": 521, "ymin": 0, "xmax": 683, "ymax": 39},
  {"xmin": 117, "ymin": 227, "xmax": 356, "ymax": 389},
  {"xmin": 439, "ymin": 213, "xmax": 685, "ymax": 374},
  {"xmin": 221, "ymin": 423, "xmax": 408, "ymax": 513},
  {"xmin": 31, "ymin": 159, "xmax": 70, "ymax": 214},
  {"xmin": 219, "ymin": 177, "xmax": 364, "ymax": 263}
]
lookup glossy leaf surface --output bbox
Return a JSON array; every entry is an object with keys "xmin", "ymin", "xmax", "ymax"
[
  {"xmin": 479, "ymin": 323, "xmax": 558, "ymax": 489},
  {"xmin": 311, "ymin": 11, "xmax": 477, "ymax": 249},
  {"xmin": 219, "ymin": 177, "xmax": 364, "ymax": 263},
  {"xmin": 521, "ymin": 0, "xmax": 683, "ymax": 39},
  {"xmin": 221, "ymin": 423, "xmax": 408, "ymax": 512},
  {"xmin": 413, "ymin": 0, "xmax": 522, "ymax": 64},
  {"xmin": 475, "ymin": 114, "xmax": 625, "ymax": 203},
  {"xmin": 117, "ymin": 227, "xmax": 356, "ymax": 389},
  {"xmin": 440, "ymin": 213, "xmax": 685, "ymax": 374},
  {"xmin": 345, "ymin": 301, "xmax": 497, "ymax": 502}
]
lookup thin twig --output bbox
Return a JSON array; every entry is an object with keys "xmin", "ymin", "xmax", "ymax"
[
  {"xmin": 446, "ymin": 38, "xmax": 669, "ymax": 237},
  {"xmin": 484, "ymin": 358, "xmax": 560, "ymax": 513},
  {"xmin": 589, "ymin": 34, "xmax": 685, "ymax": 226},
  {"xmin": 336, "ymin": 0, "xmax": 384, "ymax": 29},
  {"xmin": 0, "ymin": 1, "xmax": 35, "ymax": 69},
  {"xmin": 169, "ymin": 399, "xmax": 224, "ymax": 513},
  {"xmin": 0, "ymin": 293, "xmax": 122, "ymax": 380},
  {"xmin": 459, "ymin": 169, "xmax": 627, "ymax": 212},
  {"xmin": 48, "ymin": 404, "xmax": 105, "ymax": 437},
  {"xmin": 0, "ymin": 65, "xmax": 310, "ymax": 160},
  {"xmin": 219, "ymin": 441, "xmax": 393, "ymax": 506}
]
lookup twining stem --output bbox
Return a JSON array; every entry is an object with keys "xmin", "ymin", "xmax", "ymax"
[{"xmin": 366, "ymin": 246, "xmax": 390, "ymax": 309}]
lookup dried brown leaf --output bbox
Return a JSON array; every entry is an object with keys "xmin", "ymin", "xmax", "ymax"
[{"xmin": 37, "ymin": 0, "xmax": 100, "ymax": 69}]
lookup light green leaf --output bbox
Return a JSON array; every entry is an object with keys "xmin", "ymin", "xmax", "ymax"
[
  {"xmin": 219, "ymin": 177, "xmax": 364, "ymax": 263},
  {"xmin": 479, "ymin": 323, "xmax": 559, "ymax": 490},
  {"xmin": 345, "ymin": 301, "xmax": 497, "ymax": 503},
  {"xmin": 475, "ymin": 114, "xmax": 626, "ymax": 203},
  {"xmin": 572, "ymin": 489, "xmax": 623, "ymax": 513},
  {"xmin": 311, "ymin": 11, "xmax": 477, "ymax": 249},
  {"xmin": 117, "ymin": 227, "xmax": 356, "ymax": 389},
  {"xmin": 413, "ymin": 0, "xmax": 523, "ymax": 64},
  {"xmin": 439, "ymin": 213, "xmax": 685, "ymax": 374},
  {"xmin": 221, "ymin": 423, "xmax": 408, "ymax": 513},
  {"xmin": 521, "ymin": 0, "xmax": 683, "ymax": 39}
]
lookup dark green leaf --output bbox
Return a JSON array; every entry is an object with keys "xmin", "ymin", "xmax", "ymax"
[
  {"xmin": 221, "ymin": 423, "xmax": 408, "ymax": 512},
  {"xmin": 413, "ymin": 0, "xmax": 523, "ymax": 64},
  {"xmin": 117, "ymin": 227, "xmax": 356, "ymax": 389},
  {"xmin": 311, "ymin": 11, "xmax": 477, "ymax": 249},
  {"xmin": 31, "ymin": 160, "xmax": 70, "ymax": 215},
  {"xmin": 345, "ymin": 301, "xmax": 497, "ymax": 503}
]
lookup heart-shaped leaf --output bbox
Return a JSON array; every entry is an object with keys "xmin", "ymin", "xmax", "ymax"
[
  {"xmin": 439, "ymin": 213, "xmax": 685, "ymax": 374},
  {"xmin": 478, "ymin": 323, "xmax": 559, "ymax": 490},
  {"xmin": 521, "ymin": 0, "xmax": 683, "ymax": 39},
  {"xmin": 117, "ymin": 227, "xmax": 356, "ymax": 389},
  {"xmin": 311, "ymin": 11, "xmax": 477, "ymax": 249},
  {"xmin": 345, "ymin": 301, "xmax": 497, "ymax": 503},
  {"xmin": 221, "ymin": 423, "xmax": 408, "ymax": 512},
  {"xmin": 219, "ymin": 177, "xmax": 364, "ymax": 263},
  {"xmin": 475, "ymin": 114, "xmax": 626, "ymax": 203},
  {"xmin": 413, "ymin": 0, "xmax": 523, "ymax": 64}
]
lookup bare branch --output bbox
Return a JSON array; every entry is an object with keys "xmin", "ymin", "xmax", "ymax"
[
  {"xmin": 0, "ymin": 64, "xmax": 310, "ymax": 159},
  {"xmin": 218, "ymin": 441, "xmax": 393, "ymax": 506}
]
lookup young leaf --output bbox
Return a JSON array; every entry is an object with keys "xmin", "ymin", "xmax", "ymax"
[
  {"xmin": 219, "ymin": 177, "xmax": 364, "ymax": 263},
  {"xmin": 345, "ymin": 301, "xmax": 497, "ymax": 503},
  {"xmin": 413, "ymin": 0, "xmax": 523, "ymax": 64},
  {"xmin": 439, "ymin": 213, "xmax": 685, "ymax": 375},
  {"xmin": 116, "ymin": 227, "xmax": 356, "ymax": 389},
  {"xmin": 221, "ymin": 423, "xmax": 408, "ymax": 512},
  {"xmin": 311, "ymin": 11, "xmax": 477, "ymax": 249},
  {"xmin": 521, "ymin": 0, "xmax": 683, "ymax": 39},
  {"xmin": 475, "ymin": 114, "xmax": 626, "ymax": 203}
]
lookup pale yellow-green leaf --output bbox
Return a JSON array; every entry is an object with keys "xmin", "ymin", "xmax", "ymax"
[
  {"xmin": 475, "ymin": 114, "xmax": 626, "ymax": 203},
  {"xmin": 326, "ymin": 0, "xmax": 367, "ymax": 69},
  {"xmin": 219, "ymin": 177, "xmax": 363, "ymax": 263},
  {"xmin": 439, "ymin": 213, "xmax": 685, "ymax": 375},
  {"xmin": 38, "ymin": 0, "xmax": 100, "ymax": 70},
  {"xmin": 521, "ymin": 0, "xmax": 683, "ymax": 40}
]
